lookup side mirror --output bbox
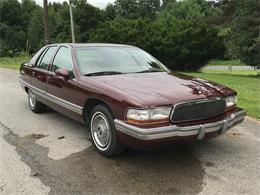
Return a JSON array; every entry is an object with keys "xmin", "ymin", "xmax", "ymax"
[
  {"xmin": 55, "ymin": 68, "xmax": 69, "ymax": 80},
  {"xmin": 20, "ymin": 62, "xmax": 29, "ymax": 73}
]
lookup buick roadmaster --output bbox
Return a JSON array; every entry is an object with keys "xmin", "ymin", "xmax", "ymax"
[{"xmin": 19, "ymin": 44, "xmax": 246, "ymax": 156}]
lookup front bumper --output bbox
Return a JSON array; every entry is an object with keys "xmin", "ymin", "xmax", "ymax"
[{"xmin": 114, "ymin": 109, "xmax": 246, "ymax": 141}]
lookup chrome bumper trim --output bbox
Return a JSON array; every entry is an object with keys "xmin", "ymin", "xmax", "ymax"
[{"xmin": 114, "ymin": 109, "xmax": 246, "ymax": 141}]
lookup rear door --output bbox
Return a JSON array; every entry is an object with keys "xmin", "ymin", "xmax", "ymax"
[
  {"xmin": 30, "ymin": 46, "xmax": 58, "ymax": 105},
  {"xmin": 19, "ymin": 46, "xmax": 47, "ymax": 86},
  {"xmin": 31, "ymin": 46, "xmax": 58, "ymax": 92}
]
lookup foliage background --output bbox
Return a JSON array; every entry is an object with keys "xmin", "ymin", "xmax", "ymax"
[{"xmin": 0, "ymin": 0, "xmax": 259, "ymax": 70}]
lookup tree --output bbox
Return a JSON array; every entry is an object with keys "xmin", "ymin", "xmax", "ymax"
[
  {"xmin": 0, "ymin": 0, "xmax": 41, "ymax": 55},
  {"xmin": 113, "ymin": 0, "xmax": 160, "ymax": 20},
  {"xmin": 210, "ymin": 0, "xmax": 240, "ymax": 59},
  {"xmin": 0, "ymin": 0, "xmax": 24, "ymax": 55},
  {"xmin": 230, "ymin": 0, "xmax": 260, "ymax": 67},
  {"xmin": 48, "ymin": 2, "xmax": 71, "ymax": 43},
  {"xmin": 28, "ymin": 10, "xmax": 44, "ymax": 52},
  {"xmin": 161, "ymin": 0, "xmax": 176, "ymax": 9},
  {"xmin": 0, "ymin": 0, "xmax": 22, "ymax": 26},
  {"xmin": 73, "ymin": 0, "xmax": 105, "ymax": 42},
  {"xmin": 138, "ymin": 0, "xmax": 160, "ymax": 20},
  {"xmin": 20, "ymin": 0, "xmax": 39, "ymax": 28},
  {"xmin": 104, "ymin": 3, "xmax": 117, "ymax": 20},
  {"xmin": 89, "ymin": 18, "xmax": 152, "ymax": 50},
  {"xmin": 114, "ymin": 0, "xmax": 139, "ymax": 19}
]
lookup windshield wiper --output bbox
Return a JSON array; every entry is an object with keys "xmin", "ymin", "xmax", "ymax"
[
  {"xmin": 84, "ymin": 71, "xmax": 123, "ymax": 76},
  {"xmin": 136, "ymin": 69, "xmax": 165, "ymax": 73}
]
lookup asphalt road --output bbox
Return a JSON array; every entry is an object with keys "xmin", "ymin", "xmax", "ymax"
[
  {"xmin": 203, "ymin": 65, "xmax": 254, "ymax": 70},
  {"xmin": 0, "ymin": 68, "xmax": 260, "ymax": 195}
]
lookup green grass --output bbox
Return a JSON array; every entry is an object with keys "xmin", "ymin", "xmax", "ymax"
[
  {"xmin": 208, "ymin": 59, "xmax": 245, "ymax": 66},
  {"xmin": 0, "ymin": 56, "xmax": 31, "ymax": 70},
  {"xmin": 186, "ymin": 70, "xmax": 260, "ymax": 119}
]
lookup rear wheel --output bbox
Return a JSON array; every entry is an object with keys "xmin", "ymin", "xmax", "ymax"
[
  {"xmin": 90, "ymin": 105, "xmax": 125, "ymax": 157},
  {"xmin": 28, "ymin": 89, "xmax": 46, "ymax": 113}
]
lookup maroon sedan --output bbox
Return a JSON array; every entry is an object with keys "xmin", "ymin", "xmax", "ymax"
[{"xmin": 19, "ymin": 43, "xmax": 246, "ymax": 156}]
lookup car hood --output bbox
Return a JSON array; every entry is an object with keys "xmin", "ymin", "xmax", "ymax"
[{"xmin": 86, "ymin": 72, "xmax": 234, "ymax": 107}]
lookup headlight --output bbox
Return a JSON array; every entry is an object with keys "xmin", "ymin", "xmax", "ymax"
[
  {"xmin": 126, "ymin": 109, "xmax": 150, "ymax": 121},
  {"xmin": 225, "ymin": 96, "xmax": 237, "ymax": 108},
  {"xmin": 149, "ymin": 107, "xmax": 172, "ymax": 120},
  {"xmin": 126, "ymin": 107, "xmax": 172, "ymax": 122}
]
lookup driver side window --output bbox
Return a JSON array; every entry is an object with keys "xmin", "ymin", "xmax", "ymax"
[{"xmin": 52, "ymin": 47, "xmax": 75, "ymax": 78}]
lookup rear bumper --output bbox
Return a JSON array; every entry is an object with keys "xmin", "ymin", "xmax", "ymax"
[{"xmin": 114, "ymin": 108, "xmax": 246, "ymax": 141}]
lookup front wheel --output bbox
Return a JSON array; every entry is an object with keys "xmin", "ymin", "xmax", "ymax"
[
  {"xmin": 28, "ymin": 89, "xmax": 47, "ymax": 113},
  {"xmin": 90, "ymin": 105, "xmax": 125, "ymax": 157}
]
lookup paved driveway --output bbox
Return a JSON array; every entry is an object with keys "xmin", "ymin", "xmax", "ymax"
[{"xmin": 0, "ymin": 68, "xmax": 259, "ymax": 195}]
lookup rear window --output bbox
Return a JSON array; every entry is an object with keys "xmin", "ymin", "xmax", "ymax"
[{"xmin": 36, "ymin": 46, "xmax": 57, "ymax": 70}]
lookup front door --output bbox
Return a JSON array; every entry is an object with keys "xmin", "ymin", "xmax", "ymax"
[{"xmin": 46, "ymin": 46, "xmax": 84, "ymax": 121}]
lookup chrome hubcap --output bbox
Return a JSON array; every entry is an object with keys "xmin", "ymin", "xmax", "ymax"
[
  {"xmin": 91, "ymin": 112, "xmax": 111, "ymax": 151},
  {"xmin": 28, "ymin": 89, "xmax": 36, "ymax": 109}
]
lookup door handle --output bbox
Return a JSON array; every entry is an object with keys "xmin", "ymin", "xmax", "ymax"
[{"xmin": 46, "ymin": 76, "xmax": 50, "ymax": 83}]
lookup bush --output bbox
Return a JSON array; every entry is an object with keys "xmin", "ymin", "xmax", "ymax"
[
  {"xmin": 90, "ymin": 0, "xmax": 225, "ymax": 71},
  {"xmin": 150, "ymin": 21, "xmax": 225, "ymax": 71},
  {"xmin": 89, "ymin": 18, "xmax": 152, "ymax": 49}
]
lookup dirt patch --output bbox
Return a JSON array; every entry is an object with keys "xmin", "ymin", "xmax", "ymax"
[
  {"xmin": 204, "ymin": 161, "xmax": 215, "ymax": 167},
  {"xmin": 24, "ymin": 134, "xmax": 48, "ymax": 140},
  {"xmin": 57, "ymin": 136, "xmax": 65, "ymax": 140},
  {"xmin": 226, "ymin": 132, "xmax": 241, "ymax": 139}
]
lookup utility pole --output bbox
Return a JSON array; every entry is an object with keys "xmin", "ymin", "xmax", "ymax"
[
  {"xmin": 69, "ymin": 0, "xmax": 76, "ymax": 43},
  {"xmin": 43, "ymin": 0, "xmax": 50, "ymax": 45}
]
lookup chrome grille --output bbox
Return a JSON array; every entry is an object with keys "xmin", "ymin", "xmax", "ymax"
[{"xmin": 171, "ymin": 97, "xmax": 226, "ymax": 123}]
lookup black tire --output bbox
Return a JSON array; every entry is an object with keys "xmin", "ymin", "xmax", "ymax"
[
  {"xmin": 89, "ymin": 104, "xmax": 125, "ymax": 157},
  {"xmin": 28, "ymin": 88, "xmax": 47, "ymax": 113}
]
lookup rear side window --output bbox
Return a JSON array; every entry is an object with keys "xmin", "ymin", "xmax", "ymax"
[
  {"xmin": 51, "ymin": 47, "xmax": 75, "ymax": 78},
  {"xmin": 36, "ymin": 46, "xmax": 57, "ymax": 70}
]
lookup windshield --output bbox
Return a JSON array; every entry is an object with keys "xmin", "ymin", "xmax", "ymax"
[{"xmin": 75, "ymin": 46, "xmax": 167, "ymax": 76}]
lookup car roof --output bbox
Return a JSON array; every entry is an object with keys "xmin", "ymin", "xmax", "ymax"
[{"xmin": 47, "ymin": 43, "xmax": 136, "ymax": 48}]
